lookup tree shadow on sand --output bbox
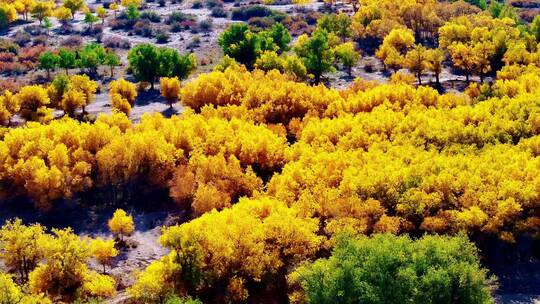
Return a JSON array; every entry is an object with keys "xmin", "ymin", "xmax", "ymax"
[
  {"xmin": 161, "ymin": 106, "xmax": 179, "ymax": 118},
  {"xmin": 135, "ymin": 89, "xmax": 164, "ymax": 106}
]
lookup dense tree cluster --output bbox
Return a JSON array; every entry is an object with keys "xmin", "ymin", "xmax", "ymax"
[
  {"xmin": 0, "ymin": 219, "xmax": 116, "ymax": 302},
  {"xmin": 1, "ymin": 61, "xmax": 540, "ymax": 300}
]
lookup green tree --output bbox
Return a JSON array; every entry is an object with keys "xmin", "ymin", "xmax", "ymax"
[
  {"xmin": 261, "ymin": 23, "xmax": 291, "ymax": 54},
  {"xmin": 126, "ymin": 4, "xmax": 139, "ymax": 21},
  {"xmin": 295, "ymin": 30, "xmax": 335, "ymax": 84},
  {"xmin": 316, "ymin": 13, "xmax": 351, "ymax": 41},
  {"xmin": 158, "ymin": 48, "xmax": 197, "ymax": 80},
  {"xmin": 58, "ymin": 48, "xmax": 76, "ymax": 74},
  {"xmin": 42, "ymin": 16, "xmax": 52, "ymax": 34},
  {"xmin": 48, "ymin": 74, "xmax": 70, "ymax": 107},
  {"xmin": 84, "ymin": 12, "xmax": 99, "ymax": 31},
  {"xmin": 532, "ymin": 15, "xmax": 540, "ymax": 42},
  {"xmin": 78, "ymin": 43, "xmax": 106, "ymax": 75},
  {"xmin": 39, "ymin": 51, "xmax": 59, "ymax": 79},
  {"xmin": 334, "ymin": 42, "xmax": 359, "ymax": 77},
  {"xmin": 289, "ymin": 234, "xmax": 496, "ymax": 304},
  {"xmin": 128, "ymin": 43, "xmax": 160, "ymax": 89},
  {"xmin": 104, "ymin": 52, "xmax": 121, "ymax": 77},
  {"xmin": 0, "ymin": 7, "xmax": 10, "ymax": 31},
  {"xmin": 218, "ymin": 23, "xmax": 260, "ymax": 68}
]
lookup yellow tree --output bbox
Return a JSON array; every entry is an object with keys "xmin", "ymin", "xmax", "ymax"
[
  {"xmin": 110, "ymin": 93, "xmax": 131, "ymax": 115},
  {"xmin": 403, "ymin": 44, "xmax": 429, "ymax": 85},
  {"xmin": 0, "ymin": 90, "xmax": 20, "ymax": 125},
  {"xmin": 109, "ymin": 2, "xmax": 118, "ymax": 17},
  {"xmin": 0, "ymin": 273, "xmax": 52, "ymax": 303},
  {"xmin": 160, "ymin": 77, "xmax": 181, "ymax": 108},
  {"xmin": 54, "ymin": 6, "xmax": 71, "ymax": 24},
  {"xmin": 120, "ymin": 0, "xmax": 141, "ymax": 7},
  {"xmin": 69, "ymin": 75, "xmax": 98, "ymax": 113},
  {"xmin": 96, "ymin": 5, "xmax": 106, "ymax": 24},
  {"xmin": 31, "ymin": 0, "xmax": 54, "ymax": 24},
  {"xmin": 0, "ymin": 3, "xmax": 17, "ymax": 26},
  {"xmin": 60, "ymin": 89, "xmax": 85, "ymax": 117},
  {"xmin": 28, "ymin": 228, "xmax": 116, "ymax": 298},
  {"xmin": 472, "ymin": 41, "xmax": 495, "ymax": 83},
  {"xmin": 154, "ymin": 197, "xmax": 322, "ymax": 301},
  {"xmin": 62, "ymin": 0, "xmax": 83, "ymax": 18},
  {"xmin": 15, "ymin": 85, "xmax": 50, "ymax": 121},
  {"xmin": 108, "ymin": 209, "xmax": 135, "ymax": 242},
  {"xmin": 425, "ymin": 48, "xmax": 445, "ymax": 87},
  {"xmin": 14, "ymin": 0, "xmax": 35, "ymax": 21},
  {"xmin": 90, "ymin": 237, "xmax": 118, "ymax": 273},
  {"xmin": 376, "ymin": 28, "xmax": 414, "ymax": 73},
  {"xmin": 0, "ymin": 219, "xmax": 48, "ymax": 281},
  {"xmin": 127, "ymin": 254, "xmax": 180, "ymax": 302},
  {"xmin": 109, "ymin": 78, "xmax": 137, "ymax": 106},
  {"xmin": 448, "ymin": 42, "xmax": 476, "ymax": 83}
]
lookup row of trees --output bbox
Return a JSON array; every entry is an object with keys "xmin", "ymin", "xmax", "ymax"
[
  {"xmin": 39, "ymin": 43, "xmax": 121, "ymax": 78},
  {"xmin": 0, "ymin": 0, "xmax": 143, "ymax": 30},
  {"xmin": 218, "ymin": 22, "xmax": 360, "ymax": 83},
  {"xmin": 0, "ymin": 73, "xmax": 184, "ymax": 124}
]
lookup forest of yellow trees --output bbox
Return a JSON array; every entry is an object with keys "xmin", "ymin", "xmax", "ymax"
[{"xmin": 2, "ymin": 0, "xmax": 540, "ymax": 302}]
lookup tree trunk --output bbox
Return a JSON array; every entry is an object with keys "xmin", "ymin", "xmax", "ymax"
[
  {"xmin": 417, "ymin": 73, "xmax": 422, "ymax": 85},
  {"xmin": 435, "ymin": 72, "xmax": 440, "ymax": 86}
]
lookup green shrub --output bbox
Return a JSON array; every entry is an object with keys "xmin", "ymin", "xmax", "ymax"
[{"xmin": 289, "ymin": 234, "xmax": 496, "ymax": 304}]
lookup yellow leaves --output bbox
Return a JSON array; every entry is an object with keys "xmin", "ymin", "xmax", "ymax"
[
  {"xmin": 108, "ymin": 209, "xmax": 134, "ymax": 239},
  {"xmin": 96, "ymin": 5, "xmax": 106, "ymax": 19},
  {"xmin": 110, "ymin": 93, "xmax": 131, "ymax": 115},
  {"xmin": 2, "ymin": 221, "xmax": 115, "ymax": 300},
  {"xmin": 60, "ymin": 89, "xmax": 85, "ymax": 117},
  {"xmin": 27, "ymin": 227, "xmax": 116, "ymax": 299},
  {"xmin": 109, "ymin": 78, "xmax": 137, "ymax": 106},
  {"xmin": 15, "ymin": 85, "xmax": 50, "ymax": 121},
  {"xmin": 120, "ymin": 0, "xmax": 141, "ymax": 7},
  {"xmin": 90, "ymin": 237, "xmax": 118, "ymax": 270},
  {"xmin": 109, "ymin": 79, "xmax": 137, "ymax": 115},
  {"xmin": 0, "ymin": 273, "xmax": 23, "ymax": 303},
  {"xmin": 0, "ymin": 3, "xmax": 17, "ymax": 23},
  {"xmin": 53, "ymin": 5, "xmax": 70, "ymax": 21},
  {"xmin": 0, "ymin": 272, "xmax": 52, "ymax": 304},
  {"xmin": 0, "ymin": 219, "xmax": 48, "ymax": 281},
  {"xmin": 80, "ymin": 271, "xmax": 116, "ymax": 298},
  {"xmin": 156, "ymin": 197, "xmax": 322, "ymax": 299},
  {"xmin": 160, "ymin": 77, "xmax": 181, "ymax": 106},
  {"xmin": 170, "ymin": 153, "xmax": 263, "ymax": 216},
  {"xmin": 69, "ymin": 75, "xmax": 98, "ymax": 106},
  {"xmin": 127, "ymin": 253, "xmax": 180, "ymax": 302},
  {"xmin": 0, "ymin": 90, "xmax": 19, "ymax": 125}
]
